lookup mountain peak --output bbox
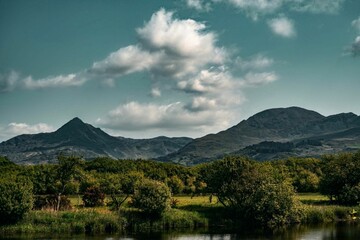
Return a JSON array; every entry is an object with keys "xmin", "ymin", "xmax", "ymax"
[{"xmin": 55, "ymin": 117, "xmax": 89, "ymax": 135}]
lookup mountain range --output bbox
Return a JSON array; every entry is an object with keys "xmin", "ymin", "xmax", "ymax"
[{"xmin": 1, "ymin": 107, "xmax": 360, "ymax": 165}]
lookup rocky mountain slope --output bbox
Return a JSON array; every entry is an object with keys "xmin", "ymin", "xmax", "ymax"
[
  {"xmin": 1, "ymin": 107, "xmax": 359, "ymax": 165},
  {"xmin": 0, "ymin": 118, "xmax": 192, "ymax": 164},
  {"xmin": 161, "ymin": 107, "xmax": 360, "ymax": 165}
]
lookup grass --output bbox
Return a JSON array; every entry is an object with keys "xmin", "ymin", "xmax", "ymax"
[{"xmin": 1, "ymin": 193, "xmax": 359, "ymax": 235}]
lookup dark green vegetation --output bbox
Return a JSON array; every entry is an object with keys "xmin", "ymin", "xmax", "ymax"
[
  {"xmin": 1, "ymin": 152, "xmax": 360, "ymax": 236},
  {"xmin": 1, "ymin": 107, "xmax": 360, "ymax": 165}
]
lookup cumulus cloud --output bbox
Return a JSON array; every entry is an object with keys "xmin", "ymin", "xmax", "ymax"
[
  {"xmin": 186, "ymin": 0, "xmax": 211, "ymax": 11},
  {"xmin": 177, "ymin": 67, "xmax": 236, "ymax": 94},
  {"xmin": 91, "ymin": 9, "xmax": 226, "ymax": 80},
  {"xmin": 94, "ymin": 9, "xmax": 277, "ymax": 134},
  {"xmin": 0, "ymin": 122, "xmax": 54, "ymax": 141},
  {"xmin": 23, "ymin": 73, "xmax": 86, "ymax": 89},
  {"xmin": 96, "ymin": 101, "xmax": 232, "ymax": 134},
  {"xmin": 0, "ymin": 71, "xmax": 20, "ymax": 93},
  {"xmin": 267, "ymin": 16, "xmax": 296, "ymax": 38},
  {"xmin": 236, "ymin": 54, "xmax": 274, "ymax": 70}
]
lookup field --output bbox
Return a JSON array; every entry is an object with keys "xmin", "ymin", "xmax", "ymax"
[{"xmin": 1, "ymin": 193, "xmax": 359, "ymax": 236}]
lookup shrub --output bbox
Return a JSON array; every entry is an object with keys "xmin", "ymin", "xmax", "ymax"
[
  {"xmin": 320, "ymin": 152, "xmax": 360, "ymax": 205},
  {"xmin": 0, "ymin": 177, "xmax": 33, "ymax": 224},
  {"xmin": 82, "ymin": 186, "xmax": 105, "ymax": 207},
  {"xmin": 131, "ymin": 178, "xmax": 171, "ymax": 217},
  {"xmin": 33, "ymin": 195, "xmax": 72, "ymax": 211},
  {"xmin": 205, "ymin": 156, "xmax": 299, "ymax": 228}
]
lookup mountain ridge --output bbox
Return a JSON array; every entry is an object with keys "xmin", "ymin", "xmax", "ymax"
[{"xmin": 1, "ymin": 106, "xmax": 359, "ymax": 165}]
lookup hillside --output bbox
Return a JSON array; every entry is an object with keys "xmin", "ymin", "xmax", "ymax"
[
  {"xmin": 161, "ymin": 107, "xmax": 360, "ymax": 165},
  {"xmin": 0, "ymin": 118, "xmax": 192, "ymax": 164}
]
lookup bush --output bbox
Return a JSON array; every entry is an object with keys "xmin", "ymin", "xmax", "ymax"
[
  {"xmin": 82, "ymin": 186, "xmax": 105, "ymax": 207},
  {"xmin": 33, "ymin": 195, "xmax": 72, "ymax": 211},
  {"xmin": 131, "ymin": 178, "xmax": 171, "ymax": 217},
  {"xmin": 205, "ymin": 156, "xmax": 298, "ymax": 228},
  {"xmin": 320, "ymin": 152, "xmax": 360, "ymax": 205},
  {"xmin": 0, "ymin": 177, "xmax": 33, "ymax": 224}
]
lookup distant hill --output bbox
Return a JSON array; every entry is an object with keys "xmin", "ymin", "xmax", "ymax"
[
  {"xmin": 0, "ymin": 118, "xmax": 192, "ymax": 164},
  {"xmin": 1, "ymin": 107, "xmax": 359, "ymax": 165},
  {"xmin": 160, "ymin": 107, "xmax": 360, "ymax": 165}
]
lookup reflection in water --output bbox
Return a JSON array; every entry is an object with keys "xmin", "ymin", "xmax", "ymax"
[{"xmin": 3, "ymin": 223, "xmax": 360, "ymax": 240}]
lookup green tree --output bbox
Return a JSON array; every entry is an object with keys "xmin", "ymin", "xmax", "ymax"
[
  {"xmin": 131, "ymin": 178, "xmax": 171, "ymax": 217},
  {"xmin": 166, "ymin": 175, "xmax": 185, "ymax": 194},
  {"xmin": 54, "ymin": 155, "xmax": 84, "ymax": 211},
  {"xmin": 205, "ymin": 156, "xmax": 298, "ymax": 228},
  {"xmin": 320, "ymin": 152, "xmax": 360, "ymax": 205},
  {"xmin": 0, "ymin": 177, "xmax": 33, "ymax": 224},
  {"xmin": 82, "ymin": 186, "xmax": 105, "ymax": 207}
]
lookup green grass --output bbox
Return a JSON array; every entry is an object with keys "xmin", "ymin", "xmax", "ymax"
[{"xmin": 2, "ymin": 193, "xmax": 359, "ymax": 235}]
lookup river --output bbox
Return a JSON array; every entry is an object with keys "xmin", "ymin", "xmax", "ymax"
[{"xmin": 3, "ymin": 223, "xmax": 360, "ymax": 239}]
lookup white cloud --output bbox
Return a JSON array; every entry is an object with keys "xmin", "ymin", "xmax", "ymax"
[
  {"xmin": 0, "ymin": 71, "xmax": 20, "ymax": 93},
  {"xmin": 290, "ymin": 0, "xmax": 345, "ymax": 14},
  {"xmin": 220, "ymin": 0, "xmax": 345, "ymax": 20},
  {"xmin": 91, "ymin": 45, "xmax": 160, "ymax": 77},
  {"xmin": 186, "ymin": 96, "xmax": 218, "ymax": 112},
  {"xmin": 91, "ymin": 9, "xmax": 226, "ymax": 80},
  {"xmin": 267, "ymin": 16, "xmax": 296, "ymax": 38},
  {"xmin": 236, "ymin": 54, "xmax": 274, "ymax": 70},
  {"xmin": 150, "ymin": 87, "xmax": 162, "ymax": 97},
  {"xmin": 23, "ymin": 73, "xmax": 86, "ymax": 89},
  {"xmin": 186, "ymin": 0, "xmax": 211, "ymax": 11},
  {"xmin": 96, "ymin": 101, "xmax": 232, "ymax": 134},
  {"xmin": 227, "ymin": 0, "xmax": 283, "ymax": 20},
  {"xmin": 352, "ymin": 17, "xmax": 360, "ymax": 33},
  {"xmin": 177, "ymin": 67, "xmax": 236, "ymax": 94},
  {"xmin": 0, "ymin": 122, "xmax": 54, "ymax": 141},
  {"xmin": 242, "ymin": 71, "xmax": 278, "ymax": 86},
  {"xmin": 351, "ymin": 36, "xmax": 360, "ymax": 57}
]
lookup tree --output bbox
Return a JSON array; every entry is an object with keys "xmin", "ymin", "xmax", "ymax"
[
  {"xmin": 205, "ymin": 156, "xmax": 298, "ymax": 228},
  {"xmin": 166, "ymin": 175, "xmax": 184, "ymax": 194},
  {"xmin": 320, "ymin": 152, "xmax": 360, "ymax": 205},
  {"xmin": 82, "ymin": 186, "xmax": 105, "ymax": 207},
  {"xmin": 131, "ymin": 178, "xmax": 171, "ymax": 217},
  {"xmin": 54, "ymin": 155, "xmax": 84, "ymax": 211},
  {"xmin": 0, "ymin": 177, "xmax": 33, "ymax": 224}
]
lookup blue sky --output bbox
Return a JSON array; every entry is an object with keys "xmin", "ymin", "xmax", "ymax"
[{"xmin": 0, "ymin": 0, "xmax": 359, "ymax": 141}]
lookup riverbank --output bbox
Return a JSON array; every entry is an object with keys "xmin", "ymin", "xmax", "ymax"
[{"xmin": 1, "ymin": 194, "xmax": 359, "ymax": 236}]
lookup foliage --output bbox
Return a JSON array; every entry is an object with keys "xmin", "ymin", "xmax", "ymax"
[
  {"xmin": 33, "ymin": 195, "xmax": 72, "ymax": 211},
  {"xmin": 320, "ymin": 152, "xmax": 360, "ymax": 205},
  {"xmin": 0, "ymin": 177, "xmax": 34, "ymax": 225},
  {"xmin": 82, "ymin": 186, "xmax": 105, "ymax": 207},
  {"xmin": 271, "ymin": 157, "xmax": 322, "ymax": 192},
  {"xmin": 166, "ymin": 175, "xmax": 184, "ymax": 194},
  {"xmin": 54, "ymin": 155, "xmax": 84, "ymax": 210},
  {"xmin": 204, "ymin": 156, "xmax": 298, "ymax": 228},
  {"xmin": 131, "ymin": 178, "xmax": 171, "ymax": 217}
]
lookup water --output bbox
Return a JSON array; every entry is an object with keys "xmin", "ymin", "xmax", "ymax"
[{"xmin": 3, "ymin": 223, "xmax": 360, "ymax": 240}]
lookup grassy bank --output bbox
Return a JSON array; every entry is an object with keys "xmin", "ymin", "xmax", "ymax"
[{"xmin": 1, "ymin": 194, "xmax": 359, "ymax": 235}]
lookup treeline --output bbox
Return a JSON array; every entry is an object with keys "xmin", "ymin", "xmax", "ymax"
[{"xmin": 1, "ymin": 152, "xmax": 360, "ymax": 229}]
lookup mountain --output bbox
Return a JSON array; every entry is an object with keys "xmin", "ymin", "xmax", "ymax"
[
  {"xmin": 1, "ymin": 107, "xmax": 360, "ymax": 165},
  {"xmin": 0, "ymin": 118, "xmax": 192, "ymax": 164},
  {"xmin": 160, "ymin": 107, "xmax": 360, "ymax": 165}
]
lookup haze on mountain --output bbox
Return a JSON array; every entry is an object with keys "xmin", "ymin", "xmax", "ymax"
[{"xmin": 1, "ymin": 107, "xmax": 360, "ymax": 165}]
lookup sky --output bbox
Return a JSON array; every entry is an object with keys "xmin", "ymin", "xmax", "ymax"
[{"xmin": 0, "ymin": 0, "xmax": 359, "ymax": 141}]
